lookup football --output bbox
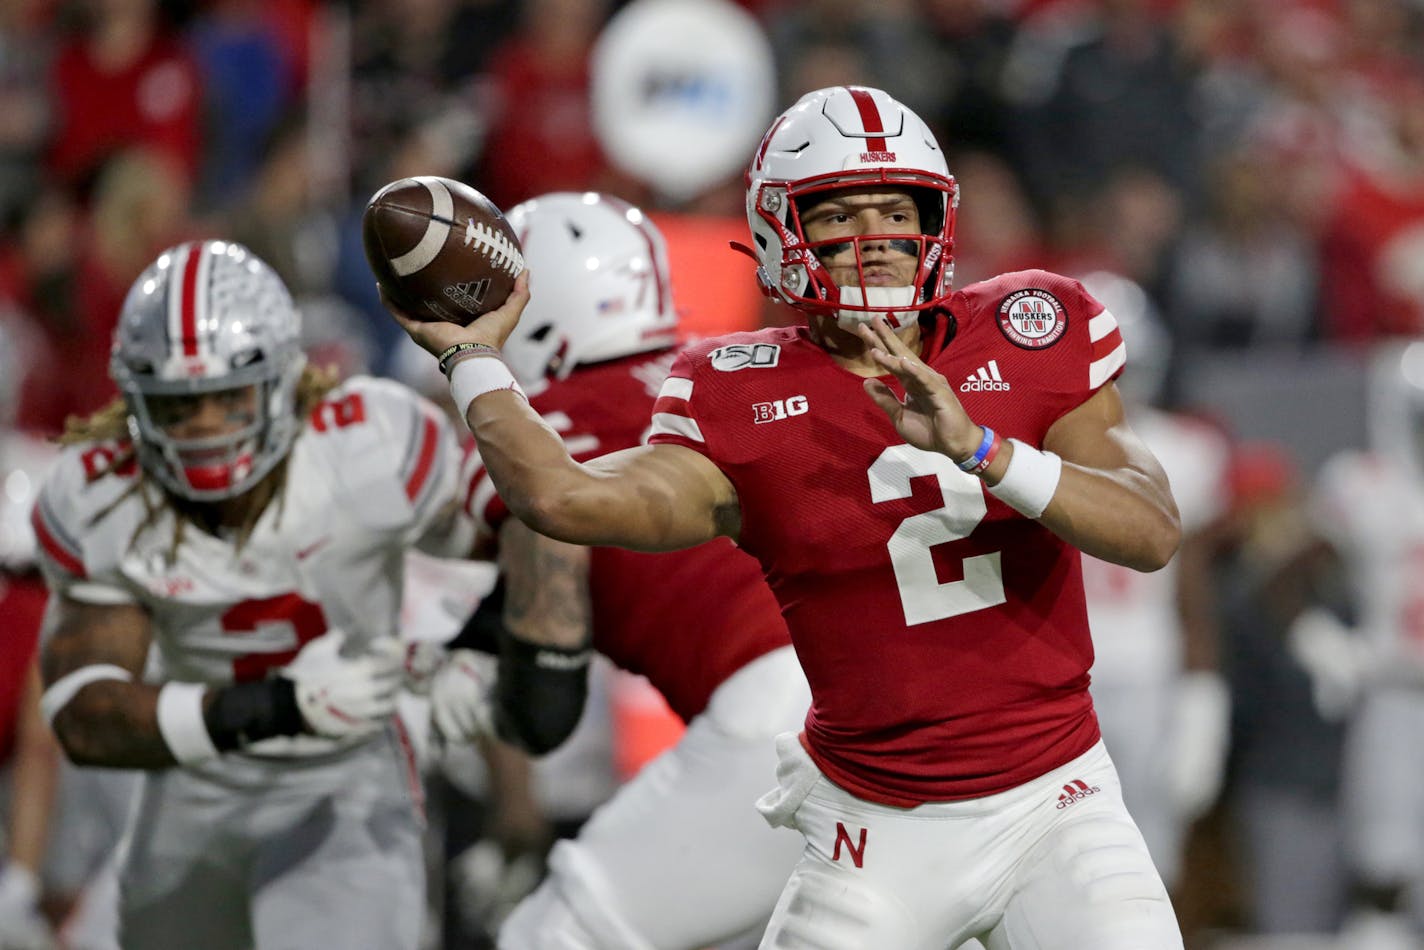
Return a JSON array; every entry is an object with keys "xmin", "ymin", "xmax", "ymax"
[{"xmin": 362, "ymin": 176, "xmax": 525, "ymax": 325}]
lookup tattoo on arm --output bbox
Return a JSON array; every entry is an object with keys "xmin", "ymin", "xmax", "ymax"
[{"xmin": 499, "ymin": 520, "xmax": 592, "ymax": 650}]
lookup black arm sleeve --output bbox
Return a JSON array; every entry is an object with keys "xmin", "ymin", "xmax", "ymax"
[
  {"xmin": 202, "ymin": 678, "xmax": 307, "ymax": 751},
  {"xmin": 491, "ymin": 634, "xmax": 592, "ymax": 756},
  {"xmin": 447, "ymin": 579, "xmax": 506, "ymax": 655}
]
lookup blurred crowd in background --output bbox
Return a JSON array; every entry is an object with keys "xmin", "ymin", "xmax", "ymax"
[{"xmin": 4, "ymin": 0, "xmax": 1424, "ymax": 948}]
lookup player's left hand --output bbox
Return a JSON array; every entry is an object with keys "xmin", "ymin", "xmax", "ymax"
[
  {"xmin": 381, "ymin": 271, "xmax": 531, "ymax": 359},
  {"xmin": 280, "ymin": 630, "xmax": 404, "ymax": 739},
  {"xmin": 856, "ymin": 317, "xmax": 981, "ymax": 462},
  {"xmin": 429, "ymin": 649, "xmax": 498, "ymax": 742}
]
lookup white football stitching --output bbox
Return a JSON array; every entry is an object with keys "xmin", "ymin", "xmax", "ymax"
[{"xmin": 463, "ymin": 219, "xmax": 525, "ymax": 277}]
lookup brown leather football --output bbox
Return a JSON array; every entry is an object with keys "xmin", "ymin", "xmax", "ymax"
[{"xmin": 362, "ymin": 176, "xmax": 524, "ymax": 325}]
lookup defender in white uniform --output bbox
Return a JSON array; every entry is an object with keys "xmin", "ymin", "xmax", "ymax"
[
  {"xmin": 34, "ymin": 241, "xmax": 470, "ymax": 950},
  {"xmin": 1078, "ymin": 273, "xmax": 1232, "ymax": 890},
  {"xmin": 1302, "ymin": 340, "xmax": 1424, "ymax": 940}
]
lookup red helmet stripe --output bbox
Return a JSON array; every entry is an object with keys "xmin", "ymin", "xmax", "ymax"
[
  {"xmin": 847, "ymin": 88, "xmax": 888, "ymax": 153},
  {"xmin": 178, "ymin": 242, "xmax": 204, "ymax": 357},
  {"xmin": 754, "ymin": 115, "xmax": 788, "ymax": 171}
]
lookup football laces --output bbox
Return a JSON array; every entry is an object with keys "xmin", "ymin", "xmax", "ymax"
[{"xmin": 464, "ymin": 219, "xmax": 525, "ymax": 277}]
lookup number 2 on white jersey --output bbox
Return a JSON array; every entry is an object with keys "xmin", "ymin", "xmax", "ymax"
[{"xmin": 868, "ymin": 445, "xmax": 1006, "ymax": 625}]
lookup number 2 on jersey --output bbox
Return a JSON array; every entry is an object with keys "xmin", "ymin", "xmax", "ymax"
[
  {"xmin": 222, "ymin": 594, "xmax": 329, "ymax": 681},
  {"xmin": 868, "ymin": 445, "xmax": 1006, "ymax": 625}
]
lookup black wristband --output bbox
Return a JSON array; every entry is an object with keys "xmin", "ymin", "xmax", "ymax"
[
  {"xmin": 493, "ymin": 634, "xmax": 592, "ymax": 756},
  {"xmin": 202, "ymin": 678, "xmax": 306, "ymax": 751},
  {"xmin": 448, "ymin": 579, "xmax": 506, "ymax": 655}
]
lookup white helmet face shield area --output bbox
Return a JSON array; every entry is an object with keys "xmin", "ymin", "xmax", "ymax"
[
  {"xmin": 123, "ymin": 377, "xmax": 268, "ymax": 500},
  {"xmin": 746, "ymin": 86, "xmax": 959, "ymax": 330},
  {"xmin": 110, "ymin": 241, "xmax": 306, "ymax": 503}
]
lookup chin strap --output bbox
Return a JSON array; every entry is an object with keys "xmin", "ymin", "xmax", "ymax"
[{"xmin": 729, "ymin": 241, "xmax": 783, "ymax": 303}]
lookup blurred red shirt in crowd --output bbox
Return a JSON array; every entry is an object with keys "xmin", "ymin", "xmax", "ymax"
[{"xmin": 47, "ymin": 9, "xmax": 202, "ymax": 188}]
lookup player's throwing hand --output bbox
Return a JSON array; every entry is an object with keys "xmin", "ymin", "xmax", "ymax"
[{"xmin": 382, "ymin": 272, "xmax": 531, "ymax": 359}]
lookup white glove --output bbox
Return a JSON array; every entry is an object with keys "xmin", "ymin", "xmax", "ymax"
[
  {"xmin": 428, "ymin": 649, "xmax": 498, "ymax": 743},
  {"xmin": 1286, "ymin": 607, "xmax": 1374, "ymax": 720},
  {"xmin": 0, "ymin": 864, "xmax": 56, "ymax": 950},
  {"xmin": 280, "ymin": 631, "xmax": 403, "ymax": 739},
  {"xmin": 1165, "ymin": 671, "xmax": 1232, "ymax": 821},
  {"xmin": 401, "ymin": 641, "xmax": 446, "ymax": 696}
]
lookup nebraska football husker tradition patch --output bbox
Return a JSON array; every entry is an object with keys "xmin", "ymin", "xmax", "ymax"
[{"xmin": 997, "ymin": 289, "xmax": 1067, "ymax": 349}]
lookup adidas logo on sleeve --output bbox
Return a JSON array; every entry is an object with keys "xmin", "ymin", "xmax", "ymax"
[{"xmin": 960, "ymin": 360, "xmax": 1010, "ymax": 392}]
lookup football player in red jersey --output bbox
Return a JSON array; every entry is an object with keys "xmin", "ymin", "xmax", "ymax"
[
  {"xmin": 387, "ymin": 86, "xmax": 1185, "ymax": 949},
  {"xmin": 431, "ymin": 191, "xmax": 810, "ymax": 949}
]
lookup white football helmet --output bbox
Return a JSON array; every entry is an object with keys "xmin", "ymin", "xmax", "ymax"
[
  {"xmin": 110, "ymin": 241, "xmax": 306, "ymax": 502},
  {"xmin": 744, "ymin": 85, "xmax": 958, "ymax": 330},
  {"xmin": 502, "ymin": 192, "xmax": 678, "ymax": 387}
]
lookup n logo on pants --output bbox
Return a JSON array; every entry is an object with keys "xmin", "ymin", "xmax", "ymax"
[{"xmin": 833, "ymin": 822, "xmax": 867, "ymax": 868}]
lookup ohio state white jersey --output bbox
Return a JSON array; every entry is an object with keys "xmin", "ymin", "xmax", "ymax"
[
  {"xmin": 33, "ymin": 377, "xmax": 467, "ymax": 753},
  {"xmin": 1311, "ymin": 450, "xmax": 1424, "ymax": 663},
  {"xmin": 1083, "ymin": 408, "xmax": 1230, "ymax": 679}
]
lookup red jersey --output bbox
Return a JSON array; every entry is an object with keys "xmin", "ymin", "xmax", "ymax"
[
  {"xmin": 648, "ymin": 269, "xmax": 1125, "ymax": 805},
  {"xmin": 1321, "ymin": 166, "xmax": 1424, "ymax": 342},
  {"xmin": 466, "ymin": 350, "xmax": 792, "ymax": 723},
  {"xmin": 47, "ymin": 31, "xmax": 202, "ymax": 186}
]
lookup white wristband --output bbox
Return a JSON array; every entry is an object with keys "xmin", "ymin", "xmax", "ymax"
[
  {"xmin": 987, "ymin": 439, "xmax": 1062, "ymax": 518},
  {"xmin": 40, "ymin": 663, "xmax": 134, "ymax": 728},
  {"xmin": 448, "ymin": 356, "xmax": 526, "ymax": 421},
  {"xmin": 156, "ymin": 681, "xmax": 220, "ymax": 765}
]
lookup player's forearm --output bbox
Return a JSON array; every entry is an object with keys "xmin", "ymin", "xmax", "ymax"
[
  {"xmin": 466, "ymin": 395, "xmax": 722, "ymax": 551},
  {"xmin": 499, "ymin": 520, "xmax": 592, "ymax": 650},
  {"xmin": 465, "ymin": 391, "xmax": 613, "ymax": 545},
  {"xmin": 1025, "ymin": 454, "xmax": 1181, "ymax": 572},
  {"xmin": 8, "ymin": 665, "xmax": 60, "ymax": 871},
  {"xmin": 49, "ymin": 680, "xmax": 178, "ymax": 769}
]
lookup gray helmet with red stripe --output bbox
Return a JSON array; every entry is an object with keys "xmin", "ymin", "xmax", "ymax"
[
  {"xmin": 110, "ymin": 240, "xmax": 306, "ymax": 501},
  {"xmin": 745, "ymin": 86, "xmax": 958, "ymax": 330},
  {"xmin": 502, "ymin": 192, "xmax": 678, "ymax": 389}
]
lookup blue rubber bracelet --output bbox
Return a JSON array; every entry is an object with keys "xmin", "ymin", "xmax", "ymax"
[{"xmin": 957, "ymin": 426, "xmax": 995, "ymax": 472}]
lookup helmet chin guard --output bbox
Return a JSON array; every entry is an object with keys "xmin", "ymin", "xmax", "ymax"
[
  {"xmin": 110, "ymin": 241, "xmax": 305, "ymax": 503},
  {"xmin": 745, "ymin": 86, "xmax": 958, "ymax": 327}
]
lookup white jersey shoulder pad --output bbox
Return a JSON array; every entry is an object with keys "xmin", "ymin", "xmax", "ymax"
[
  {"xmin": 301, "ymin": 376, "xmax": 463, "ymax": 539},
  {"xmin": 32, "ymin": 441, "xmax": 144, "ymax": 603}
]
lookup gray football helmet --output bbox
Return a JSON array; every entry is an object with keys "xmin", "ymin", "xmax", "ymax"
[{"xmin": 110, "ymin": 241, "xmax": 306, "ymax": 502}]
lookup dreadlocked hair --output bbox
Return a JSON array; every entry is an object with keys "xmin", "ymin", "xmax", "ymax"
[{"xmin": 60, "ymin": 363, "xmax": 342, "ymax": 561}]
